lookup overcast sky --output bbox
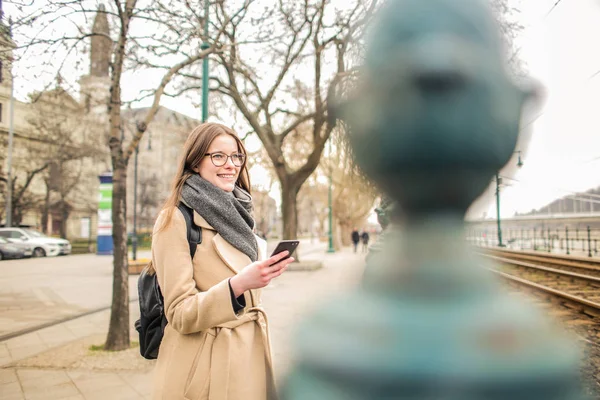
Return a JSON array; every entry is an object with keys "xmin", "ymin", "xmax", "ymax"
[
  {"xmin": 6, "ymin": 0, "xmax": 600, "ymax": 218},
  {"xmin": 154, "ymin": 0, "xmax": 600, "ymax": 219},
  {"xmin": 469, "ymin": 0, "xmax": 600, "ymax": 219}
]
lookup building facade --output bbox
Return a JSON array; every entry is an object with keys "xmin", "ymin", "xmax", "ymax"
[{"xmin": 0, "ymin": 7, "xmax": 200, "ymax": 241}]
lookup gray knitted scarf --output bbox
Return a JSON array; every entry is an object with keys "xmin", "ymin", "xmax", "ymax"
[{"xmin": 181, "ymin": 175, "xmax": 257, "ymax": 262}]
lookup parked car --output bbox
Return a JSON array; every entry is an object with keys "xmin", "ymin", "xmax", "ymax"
[
  {"xmin": 0, "ymin": 237, "xmax": 26, "ymax": 260},
  {"xmin": 2, "ymin": 236, "xmax": 34, "ymax": 257},
  {"xmin": 0, "ymin": 228, "xmax": 71, "ymax": 257}
]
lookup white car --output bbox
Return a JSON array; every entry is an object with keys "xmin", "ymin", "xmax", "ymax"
[{"xmin": 0, "ymin": 228, "xmax": 71, "ymax": 257}]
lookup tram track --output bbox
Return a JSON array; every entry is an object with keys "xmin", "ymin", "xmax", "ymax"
[
  {"xmin": 478, "ymin": 248, "xmax": 600, "ymax": 397},
  {"xmin": 478, "ymin": 249, "xmax": 600, "ymax": 317}
]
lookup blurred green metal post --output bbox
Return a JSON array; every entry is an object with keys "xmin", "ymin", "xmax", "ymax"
[
  {"xmin": 132, "ymin": 145, "xmax": 138, "ymax": 260},
  {"xmin": 327, "ymin": 138, "xmax": 335, "ymax": 253},
  {"xmin": 587, "ymin": 225, "xmax": 592, "ymax": 257},
  {"xmin": 201, "ymin": 0, "xmax": 209, "ymax": 122},
  {"xmin": 495, "ymin": 173, "xmax": 503, "ymax": 247}
]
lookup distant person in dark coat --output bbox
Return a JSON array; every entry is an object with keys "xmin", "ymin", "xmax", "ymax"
[
  {"xmin": 351, "ymin": 228, "xmax": 360, "ymax": 253},
  {"xmin": 361, "ymin": 230, "xmax": 370, "ymax": 253}
]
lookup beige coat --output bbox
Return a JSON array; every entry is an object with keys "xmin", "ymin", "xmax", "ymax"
[{"xmin": 151, "ymin": 207, "xmax": 276, "ymax": 400}]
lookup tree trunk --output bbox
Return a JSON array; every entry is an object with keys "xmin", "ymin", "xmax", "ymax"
[
  {"xmin": 12, "ymin": 198, "xmax": 21, "ymax": 226},
  {"xmin": 281, "ymin": 181, "xmax": 299, "ymax": 240},
  {"xmin": 104, "ymin": 162, "xmax": 130, "ymax": 351},
  {"xmin": 340, "ymin": 222, "xmax": 352, "ymax": 247},
  {"xmin": 59, "ymin": 200, "xmax": 69, "ymax": 239},
  {"xmin": 41, "ymin": 185, "xmax": 50, "ymax": 234},
  {"xmin": 333, "ymin": 216, "xmax": 343, "ymax": 251}
]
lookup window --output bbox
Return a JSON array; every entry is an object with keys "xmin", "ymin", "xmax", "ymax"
[
  {"xmin": 0, "ymin": 230, "xmax": 19, "ymax": 239},
  {"xmin": 0, "ymin": 103, "xmax": 3, "ymax": 122},
  {"xmin": 0, "ymin": 60, "xmax": 3, "ymax": 83}
]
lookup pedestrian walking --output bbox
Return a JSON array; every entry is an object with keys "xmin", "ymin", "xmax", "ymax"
[
  {"xmin": 361, "ymin": 230, "xmax": 370, "ymax": 253},
  {"xmin": 351, "ymin": 228, "xmax": 360, "ymax": 253},
  {"xmin": 150, "ymin": 123, "xmax": 295, "ymax": 400}
]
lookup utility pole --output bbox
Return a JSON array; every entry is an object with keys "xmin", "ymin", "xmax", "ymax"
[
  {"xmin": 494, "ymin": 151, "xmax": 523, "ymax": 248},
  {"xmin": 327, "ymin": 138, "xmax": 335, "ymax": 253},
  {"xmin": 495, "ymin": 173, "xmax": 503, "ymax": 247}
]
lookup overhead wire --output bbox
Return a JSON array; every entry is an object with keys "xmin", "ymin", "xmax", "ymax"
[{"xmin": 544, "ymin": 0, "xmax": 565, "ymax": 18}]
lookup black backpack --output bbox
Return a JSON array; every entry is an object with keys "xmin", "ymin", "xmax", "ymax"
[{"xmin": 134, "ymin": 202, "xmax": 201, "ymax": 359}]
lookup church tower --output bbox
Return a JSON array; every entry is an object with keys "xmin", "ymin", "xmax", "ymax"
[{"xmin": 80, "ymin": 4, "xmax": 111, "ymax": 115}]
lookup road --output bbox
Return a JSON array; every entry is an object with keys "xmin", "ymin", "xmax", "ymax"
[{"xmin": 0, "ymin": 238, "xmax": 325, "ymax": 340}]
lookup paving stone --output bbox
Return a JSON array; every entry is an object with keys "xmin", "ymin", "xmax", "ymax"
[
  {"xmin": 1, "ymin": 244, "xmax": 365, "ymax": 400},
  {"xmin": 0, "ymin": 356, "xmax": 13, "ymax": 367},
  {"xmin": 5, "ymin": 333, "xmax": 43, "ymax": 349},
  {"xmin": 7, "ymin": 345, "xmax": 49, "ymax": 363},
  {"xmin": 68, "ymin": 370, "xmax": 127, "ymax": 393},
  {"xmin": 0, "ymin": 380, "xmax": 24, "ymax": 400},
  {"xmin": 80, "ymin": 384, "xmax": 143, "ymax": 400},
  {"xmin": 0, "ymin": 368, "xmax": 18, "ymax": 384},
  {"xmin": 17, "ymin": 369, "xmax": 71, "ymax": 385},
  {"xmin": 22, "ymin": 381, "xmax": 81, "ymax": 400},
  {"xmin": 0, "ymin": 344, "xmax": 10, "ymax": 358},
  {"xmin": 117, "ymin": 371, "xmax": 154, "ymax": 397}
]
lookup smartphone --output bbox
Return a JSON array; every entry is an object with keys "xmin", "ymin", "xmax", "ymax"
[{"xmin": 270, "ymin": 240, "xmax": 300, "ymax": 260}]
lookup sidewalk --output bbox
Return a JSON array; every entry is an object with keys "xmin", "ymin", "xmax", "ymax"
[{"xmin": 0, "ymin": 245, "xmax": 366, "ymax": 400}]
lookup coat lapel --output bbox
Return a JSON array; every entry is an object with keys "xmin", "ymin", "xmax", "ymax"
[
  {"xmin": 255, "ymin": 234, "xmax": 267, "ymax": 262},
  {"xmin": 192, "ymin": 211, "xmax": 253, "ymax": 274},
  {"xmin": 212, "ymin": 235, "xmax": 252, "ymax": 274}
]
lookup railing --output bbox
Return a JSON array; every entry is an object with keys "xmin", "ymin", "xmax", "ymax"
[{"xmin": 467, "ymin": 226, "xmax": 600, "ymax": 257}]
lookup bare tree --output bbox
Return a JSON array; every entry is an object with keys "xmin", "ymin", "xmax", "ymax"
[
  {"xmin": 137, "ymin": 172, "xmax": 160, "ymax": 231},
  {"xmin": 188, "ymin": 0, "xmax": 380, "ymax": 240},
  {"xmin": 0, "ymin": 164, "xmax": 48, "ymax": 226},
  {"xmin": 26, "ymin": 89, "xmax": 106, "ymax": 237},
  {"xmin": 490, "ymin": 0, "xmax": 524, "ymax": 74},
  {"xmin": 13, "ymin": 0, "xmax": 252, "ymax": 351},
  {"xmin": 321, "ymin": 126, "xmax": 377, "ymax": 249}
]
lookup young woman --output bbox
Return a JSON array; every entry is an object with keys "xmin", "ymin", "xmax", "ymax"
[{"xmin": 151, "ymin": 123, "xmax": 293, "ymax": 400}]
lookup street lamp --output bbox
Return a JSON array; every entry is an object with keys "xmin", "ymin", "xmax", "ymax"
[
  {"xmin": 132, "ymin": 126, "xmax": 151, "ymax": 261},
  {"xmin": 496, "ymin": 151, "xmax": 523, "ymax": 247},
  {"xmin": 5, "ymin": 18, "xmax": 14, "ymax": 227},
  {"xmin": 201, "ymin": 1, "xmax": 209, "ymax": 122},
  {"xmin": 327, "ymin": 138, "xmax": 335, "ymax": 253}
]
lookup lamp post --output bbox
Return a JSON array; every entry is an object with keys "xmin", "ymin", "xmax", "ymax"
[
  {"xmin": 132, "ymin": 145, "xmax": 139, "ymax": 261},
  {"xmin": 495, "ymin": 150, "xmax": 523, "ymax": 247},
  {"xmin": 5, "ymin": 25, "xmax": 14, "ymax": 227},
  {"xmin": 201, "ymin": 0, "xmax": 209, "ymax": 122},
  {"xmin": 327, "ymin": 138, "xmax": 335, "ymax": 253},
  {"xmin": 131, "ymin": 127, "xmax": 152, "ymax": 261}
]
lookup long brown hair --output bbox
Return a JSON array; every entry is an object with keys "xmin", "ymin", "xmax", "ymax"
[{"xmin": 156, "ymin": 122, "xmax": 251, "ymax": 233}]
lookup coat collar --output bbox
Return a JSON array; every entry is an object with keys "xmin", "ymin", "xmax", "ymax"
[
  {"xmin": 192, "ymin": 210, "xmax": 267, "ymax": 271},
  {"xmin": 192, "ymin": 211, "xmax": 215, "ymax": 231}
]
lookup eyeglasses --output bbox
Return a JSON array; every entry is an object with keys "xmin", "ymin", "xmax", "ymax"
[{"xmin": 204, "ymin": 152, "xmax": 246, "ymax": 167}]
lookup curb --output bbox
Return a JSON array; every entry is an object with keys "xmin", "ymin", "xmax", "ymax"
[{"xmin": 287, "ymin": 260, "xmax": 323, "ymax": 271}]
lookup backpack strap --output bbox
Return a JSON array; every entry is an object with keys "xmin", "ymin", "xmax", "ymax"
[{"xmin": 177, "ymin": 202, "xmax": 202, "ymax": 259}]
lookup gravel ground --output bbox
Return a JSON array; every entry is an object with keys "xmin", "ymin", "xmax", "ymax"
[
  {"xmin": 502, "ymin": 284, "xmax": 600, "ymax": 399},
  {"xmin": 10, "ymin": 334, "xmax": 155, "ymax": 372}
]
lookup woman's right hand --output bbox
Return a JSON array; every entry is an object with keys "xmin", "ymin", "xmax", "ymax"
[{"xmin": 229, "ymin": 251, "xmax": 294, "ymax": 297}]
